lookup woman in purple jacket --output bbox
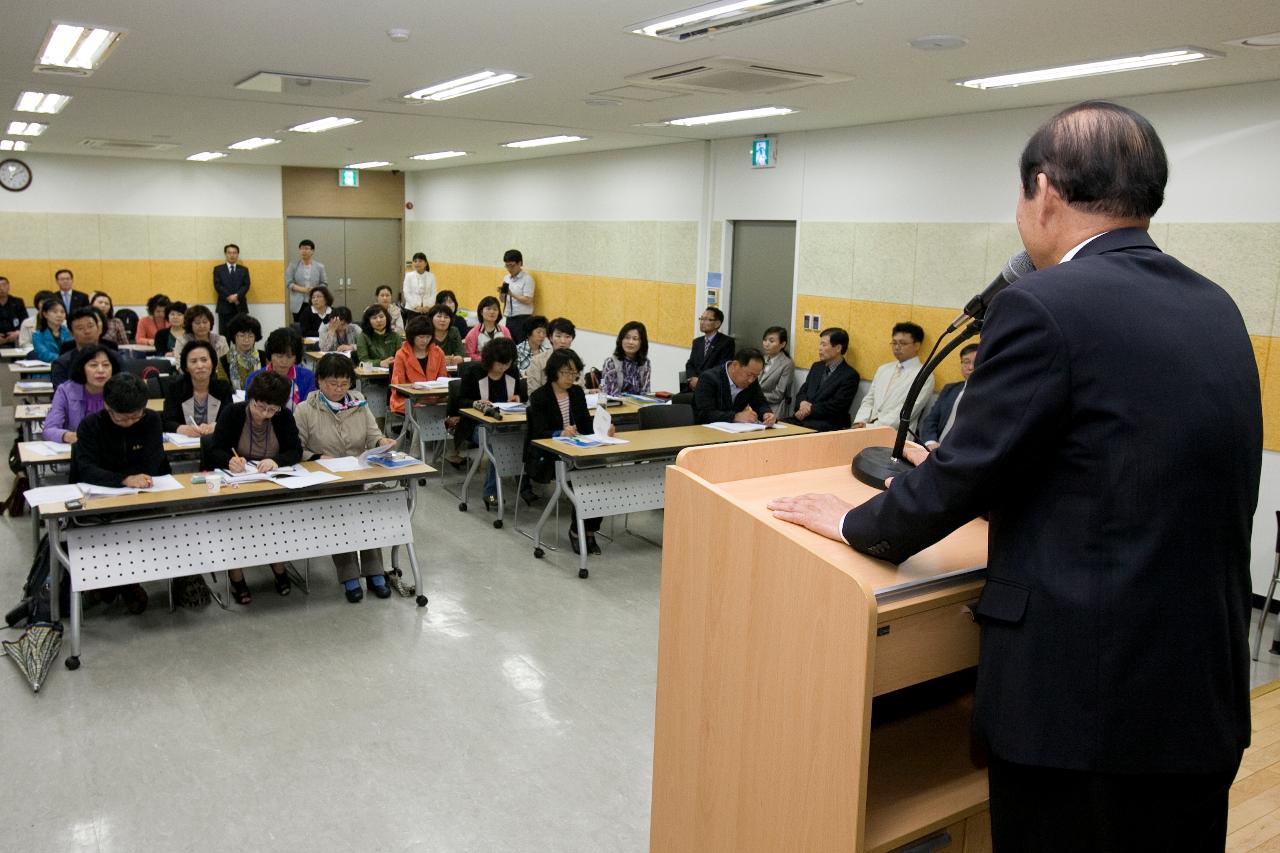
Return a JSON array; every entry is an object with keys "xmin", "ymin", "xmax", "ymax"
[{"xmin": 42, "ymin": 345, "xmax": 121, "ymax": 444}]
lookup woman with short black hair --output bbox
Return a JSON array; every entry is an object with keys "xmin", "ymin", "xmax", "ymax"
[
  {"xmin": 136, "ymin": 293, "xmax": 171, "ymax": 346},
  {"xmin": 426, "ymin": 303, "xmax": 466, "ymax": 365},
  {"xmin": 90, "ymin": 291, "xmax": 130, "ymax": 346},
  {"xmin": 298, "ymin": 285, "xmax": 335, "ymax": 338},
  {"xmin": 245, "ymin": 327, "xmax": 315, "ymax": 411},
  {"xmin": 164, "ymin": 340, "xmax": 233, "ymax": 437},
  {"xmin": 356, "ymin": 304, "xmax": 402, "ymax": 368},
  {"xmin": 463, "ymin": 296, "xmax": 511, "ymax": 361},
  {"xmin": 219, "ymin": 313, "xmax": 266, "ymax": 391}
]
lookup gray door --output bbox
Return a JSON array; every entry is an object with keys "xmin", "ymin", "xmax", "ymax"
[
  {"xmin": 285, "ymin": 217, "xmax": 402, "ymax": 313},
  {"xmin": 726, "ymin": 220, "xmax": 796, "ymax": 350}
]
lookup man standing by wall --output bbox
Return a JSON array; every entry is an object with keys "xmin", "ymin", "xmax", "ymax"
[
  {"xmin": 213, "ymin": 243, "xmax": 250, "ymax": 335},
  {"xmin": 500, "ymin": 249, "xmax": 535, "ymax": 344},
  {"xmin": 53, "ymin": 268, "xmax": 89, "ymax": 314},
  {"xmin": 770, "ymin": 101, "xmax": 1261, "ymax": 850}
]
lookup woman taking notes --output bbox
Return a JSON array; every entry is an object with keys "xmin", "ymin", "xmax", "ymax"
[{"xmin": 294, "ymin": 354, "xmax": 398, "ymax": 602}]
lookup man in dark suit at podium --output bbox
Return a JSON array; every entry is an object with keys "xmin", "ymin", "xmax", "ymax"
[
  {"xmin": 682, "ymin": 306, "xmax": 734, "ymax": 393},
  {"xmin": 213, "ymin": 243, "xmax": 250, "ymax": 334},
  {"xmin": 786, "ymin": 327, "xmax": 859, "ymax": 432},
  {"xmin": 769, "ymin": 101, "xmax": 1261, "ymax": 851}
]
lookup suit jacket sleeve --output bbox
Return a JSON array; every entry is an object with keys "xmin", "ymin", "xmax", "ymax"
[
  {"xmin": 842, "ymin": 287, "xmax": 1069, "ymax": 563},
  {"xmin": 807, "ymin": 365, "xmax": 860, "ymax": 422},
  {"xmin": 693, "ymin": 370, "xmax": 731, "ymax": 423},
  {"xmin": 919, "ymin": 383, "xmax": 958, "ymax": 445}
]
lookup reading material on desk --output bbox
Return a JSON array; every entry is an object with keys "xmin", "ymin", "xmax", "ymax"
[
  {"xmin": 23, "ymin": 484, "xmax": 83, "ymax": 507},
  {"xmin": 24, "ymin": 440, "xmax": 72, "ymax": 456},
  {"xmin": 623, "ymin": 393, "xmax": 669, "ymax": 406},
  {"xmin": 553, "ymin": 434, "xmax": 629, "ymax": 448},
  {"xmin": 16, "ymin": 380, "xmax": 53, "ymax": 392},
  {"xmin": 367, "ymin": 450, "xmax": 421, "ymax": 469},
  {"xmin": 78, "ymin": 475, "xmax": 184, "ymax": 496},
  {"xmin": 215, "ymin": 462, "xmax": 308, "ymax": 484},
  {"xmin": 15, "ymin": 359, "xmax": 49, "ymax": 368},
  {"xmin": 704, "ymin": 422, "xmax": 789, "ymax": 434},
  {"xmin": 163, "ymin": 432, "xmax": 203, "ymax": 448},
  {"xmin": 273, "ymin": 470, "xmax": 342, "ymax": 489},
  {"xmin": 411, "ymin": 379, "xmax": 450, "ymax": 391},
  {"xmin": 492, "ymin": 401, "xmax": 526, "ymax": 414},
  {"xmin": 315, "ymin": 446, "xmax": 386, "ymax": 472}
]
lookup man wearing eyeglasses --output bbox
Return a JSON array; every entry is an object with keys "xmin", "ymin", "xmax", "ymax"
[
  {"xmin": 693, "ymin": 347, "xmax": 776, "ymax": 426},
  {"xmin": 852, "ymin": 321, "xmax": 934, "ymax": 432}
]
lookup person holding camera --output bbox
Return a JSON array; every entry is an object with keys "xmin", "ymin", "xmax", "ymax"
[{"xmin": 499, "ymin": 249, "xmax": 535, "ymax": 344}]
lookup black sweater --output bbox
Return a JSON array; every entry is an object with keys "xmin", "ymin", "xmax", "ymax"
[
  {"xmin": 202, "ymin": 402, "xmax": 303, "ymax": 470},
  {"xmin": 70, "ymin": 410, "xmax": 171, "ymax": 487}
]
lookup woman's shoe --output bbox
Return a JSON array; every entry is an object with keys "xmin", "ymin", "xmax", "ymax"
[
  {"xmin": 230, "ymin": 577, "xmax": 252, "ymax": 606},
  {"xmin": 344, "ymin": 579, "xmax": 364, "ymax": 603},
  {"xmin": 483, "ymin": 495, "xmax": 498, "ymax": 512},
  {"xmin": 368, "ymin": 575, "xmax": 392, "ymax": 599},
  {"xmin": 586, "ymin": 535, "xmax": 602, "ymax": 556},
  {"xmin": 272, "ymin": 568, "xmax": 292, "ymax": 596},
  {"xmin": 445, "ymin": 454, "xmax": 468, "ymax": 471},
  {"xmin": 520, "ymin": 487, "xmax": 539, "ymax": 506}
]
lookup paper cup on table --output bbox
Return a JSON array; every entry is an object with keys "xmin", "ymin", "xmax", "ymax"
[{"xmin": 206, "ymin": 473, "xmax": 223, "ymax": 494}]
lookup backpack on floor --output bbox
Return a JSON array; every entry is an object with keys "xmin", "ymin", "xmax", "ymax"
[{"xmin": 4, "ymin": 535, "xmax": 66, "ymax": 628}]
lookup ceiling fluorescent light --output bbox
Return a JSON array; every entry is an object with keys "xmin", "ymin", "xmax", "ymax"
[
  {"xmin": 501, "ymin": 135, "xmax": 587, "ymax": 149},
  {"xmin": 664, "ymin": 106, "xmax": 795, "ymax": 126},
  {"xmin": 228, "ymin": 137, "xmax": 280, "ymax": 150},
  {"xmin": 15, "ymin": 91, "xmax": 71, "ymax": 114},
  {"xmin": 410, "ymin": 151, "xmax": 469, "ymax": 161},
  {"xmin": 37, "ymin": 23, "xmax": 125, "ymax": 72},
  {"xmin": 956, "ymin": 47, "xmax": 1222, "ymax": 90},
  {"xmin": 6, "ymin": 122, "xmax": 48, "ymax": 137},
  {"xmin": 345, "ymin": 161, "xmax": 391, "ymax": 169},
  {"xmin": 403, "ymin": 70, "xmax": 526, "ymax": 102},
  {"xmin": 187, "ymin": 152, "xmax": 226, "ymax": 161},
  {"xmin": 0, "ymin": 140, "xmax": 30, "ymax": 152},
  {"xmin": 289, "ymin": 116, "xmax": 362, "ymax": 133},
  {"xmin": 630, "ymin": 0, "xmax": 854, "ymax": 42}
]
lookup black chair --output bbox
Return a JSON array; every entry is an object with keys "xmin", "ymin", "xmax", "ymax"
[
  {"xmin": 115, "ymin": 308, "xmax": 139, "ymax": 341},
  {"xmin": 638, "ymin": 403, "xmax": 694, "ymax": 430}
]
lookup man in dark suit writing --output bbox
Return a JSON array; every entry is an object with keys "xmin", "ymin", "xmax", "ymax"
[
  {"xmin": 693, "ymin": 347, "xmax": 775, "ymax": 426},
  {"xmin": 213, "ymin": 243, "xmax": 250, "ymax": 335},
  {"xmin": 919, "ymin": 343, "xmax": 977, "ymax": 450},
  {"xmin": 786, "ymin": 327, "xmax": 860, "ymax": 432},
  {"xmin": 769, "ymin": 102, "xmax": 1261, "ymax": 850}
]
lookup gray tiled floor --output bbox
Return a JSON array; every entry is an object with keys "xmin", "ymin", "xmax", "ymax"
[{"xmin": 0, "ymin": 435, "xmax": 662, "ymax": 853}]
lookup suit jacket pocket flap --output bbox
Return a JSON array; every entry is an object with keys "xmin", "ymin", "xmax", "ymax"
[{"xmin": 975, "ymin": 578, "xmax": 1029, "ymax": 624}]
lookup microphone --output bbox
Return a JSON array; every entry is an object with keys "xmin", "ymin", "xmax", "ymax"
[{"xmin": 945, "ymin": 251, "xmax": 1036, "ymax": 333}]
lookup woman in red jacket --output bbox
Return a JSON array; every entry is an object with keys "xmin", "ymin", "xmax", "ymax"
[{"xmin": 390, "ymin": 314, "xmax": 447, "ymax": 417}]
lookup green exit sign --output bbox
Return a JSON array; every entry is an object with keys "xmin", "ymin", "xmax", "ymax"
[
  {"xmin": 338, "ymin": 168, "xmax": 359, "ymax": 187},
  {"xmin": 751, "ymin": 137, "xmax": 776, "ymax": 169}
]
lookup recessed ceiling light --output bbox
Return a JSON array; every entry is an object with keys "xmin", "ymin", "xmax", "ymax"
[
  {"xmin": 14, "ymin": 91, "xmax": 71, "ymax": 114},
  {"xmin": 6, "ymin": 122, "xmax": 48, "ymax": 137},
  {"xmin": 910, "ymin": 35, "xmax": 968, "ymax": 50},
  {"xmin": 410, "ymin": 151, "xmax": 469, "ymax": 161},
  {"xmin": 288, "ymin": 116, "xmax": 362, "ymax": 133},
  {"xmin": 956, "ymin": 47, "xmax": 1222, "ymax": 90},
  {"xmin": 0, "ymin": 140, "xmax": 30, "ymax": 152},
  {"xmin": 36, "ymin": 23, "xmax": 125, "ymax": 72},
  {"xmin": 228, "ymin": 137, "xmax": 281, "ymax": 150},
  {"xmin": 187, "ymin": 152, "xmax": 227, "ymax": 162},
  {"xmin": 501, "ymin": 135, "xmax": 587, "ymax": 149},
  {"xmin": 345, "ymin": 161, "xmax": 391, "ymax": 169},
  {"xmin": 402, "ymin": 70, "xmax": 527, "ymax": 102},
  {"xmin": 629, "ymin": 0, "xmax": 855, "ymax": 42},
  {"xmin": 663, "ymin": 106, "xmax": 795, "ymax": 126}
]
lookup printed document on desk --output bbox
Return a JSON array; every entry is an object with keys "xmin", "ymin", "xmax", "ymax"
[
  {"xmin": 24, "ymin": 440, "xmax": 73, "ymax": 456},
  {"xmin": 24, "ymin": 484, "xmax": 83, "ymax": 507},
  {"xmin": 163, "ymin": 432, "xmax": 203, "ymax": 448},
  {"xmin": 553, "ymin": 434, "xmax": 629, "ymax": 448},
  {"xmin": 704, "ymin": 422, "xmax": 791, "ymax": 433}
]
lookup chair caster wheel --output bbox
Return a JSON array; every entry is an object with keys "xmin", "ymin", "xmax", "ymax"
[
  {"xmin": 578, "ymin": 568, "xmax": 589, "ymax": 579},
  {"xmin": 418, "ymin": 478, "xmax": 427, "ymax": 486},
  {"xmin": 534, "ymin": 548, "xmax": 545, "ymax": 559},
  {"xmin": 65, "ymin": 656, "xmax": 81, "ymax": 671},
  {"xmin": 416, "ymin": 595, "xmax": 429, "ymax": 607},
  {"xmin": 458, "ymin": 502, "xmax": 468, "ymax": 512},
  {"xmin": 493, "ymin": 519, "xmax": 503, "ymax": 529}
]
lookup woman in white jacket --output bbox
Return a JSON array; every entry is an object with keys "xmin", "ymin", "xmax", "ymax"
[{"xmin": 401, "ymin": 252, "xmax": 437, "ymax": 316}]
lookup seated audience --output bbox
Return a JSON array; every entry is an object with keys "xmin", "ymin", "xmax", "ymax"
[
  {"xmin": 759, "ymin": 326, "xmax": 795, "ymax": 412},
  {"xmin": 787, "ymin": 328, "xmax": 861, "ymax": 432},
  {"xmin": 51, "ymin": 307, "xmax": 118, "ymax": 387},
  {"xmin": 390, "ymin": 315, "xmax": 448, "ymax": 418},
  {"xmin": 163, "ymin": 340, "xmax": 233, "ymax": 436},
  {"xmin": 525, "ymin": 317, "xmax": 584, "ymax": 393},
  {"xmin": 69, "ymin": 372, "xmax": 169, "ymax": 615},
  {"xmin": 682, "ymin": 306, "xmax": 735, "ymax": 393},
  {"xmin": 43, "ymin": 345, "xmax": 120, "ymax": 443},
  {"xmin": 427, "ymin": 303, "xmax": 466, "ymax": 365},
  {"xmin": 435, "ymin": 290, "xmax": 470, "ymax": 338},
  {"xmin": 515, "ymin": 315, "xmax": 551, "ymax": 373},
  {"xmin": 920, "ymin": 344, "xmax": 978, "ymax": 450},
  {"xmin": 457, "ymin": 338, "xmax": 526, "ymax": 509},
  {"xmin": 298, "ymin": 285, "xmax": 334, "ymax": 338},
  {"xmin": 246, "ymin": 327, "xmax": 315, "ymax": 412},
  {"xmin": 172, "ymin": 304, "xmax": 229, "ymax": 362},
  {"xmin": 526, "ymin": 348, "xmax": 615, "ymax": 555},
  {"xmin": 693, "ymin": 347, "xmax": 776, "ymax": 426},
  {"xmin": 294, "ymin": 354, "xmax": 398, "ymax": 602},
  {"xmin": 356, "ymin": 304, "xmax": 402, "ymax": 368},
  {"xmin": 90, "ymin": 291, "xmax": 130, "ymax": 345},
  {"xmin": 203, "ymin": 370, "xmax": 302, "ymax": 604},
  {"xmin": 219, "ymin": 313, "xmax": 267, "ymax": 391},
  {"xmin": 853, "ymin": 321, "xmax": 934, "ymax": 431},
  {"xmin": 318, "ymin": 305, "xmax": 360, "ymax": 352},
  {"xmin": 136, "ymin": 293, "xmax": 170, "ymax": 346},
  {"xmin": 0, "ymin": 275, "xmax": 26, "ymax": 346},
  {"xmin": 31, "ymin": 296, "xmax": 72, "ymax": 362},
  {"xmin": 154, "ymin": 301, "xmax": 186, "ymax": 357},
  {"xmin": 374, "ymin": 285, "xmax": 406, "ymax": 336},
  {"xmin": 463, "ymin": 296, "xmax": 511, "ymax": 361},
  {"xmin": 600, "ymin": 321, "xmax": 652, "ymax": 397},
  {"xmin": 19, "ymin": 290, "xmax": 54, "ymax": 350}
]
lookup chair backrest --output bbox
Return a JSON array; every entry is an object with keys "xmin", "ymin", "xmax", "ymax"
[
  {"xmin": 122, "ymin": 357, "xmax": 175, "ymax": 378},
  {"xmin": 638, "ymin": 403, "xmax": 694, "ymax": 430},
  {"xmin": 115, "ymin": 308, "xmax": 139, "ymax": 340}
]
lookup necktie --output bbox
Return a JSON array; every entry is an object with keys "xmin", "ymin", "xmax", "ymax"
[
  {"xmin": 940, "ymin": 385, "xmax": 965, "ymax": 442},
  {"xmin": 704, "ymin": 336, "xmax": 711, "ymax": 357},
  {"xmin": 63, "ymin": 292, "xmax": 71, "ymax": 310}
]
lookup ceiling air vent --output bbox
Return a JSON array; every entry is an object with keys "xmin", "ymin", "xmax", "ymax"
[
  {"xmin": 235, "ymin": 71, "xmax": 369, "ymax": 97},
  {"xmin": 80, "ymin": 138, "xmax": 178, "ymax": 152},
  {"xmin": 626, "ymin": 57, "xmax": 851, "ymax": 95}
]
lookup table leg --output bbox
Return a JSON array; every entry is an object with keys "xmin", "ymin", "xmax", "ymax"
[
  {"xmin": 458, "ymin": 425, "xmax": 482, "ymax": 511},
  {"xmin": 558, "ymin": 465, "xmax": 591, "ymax": 580},
  {"xmin": 407, "ymin": 479, "xmax": 428, "ymax": 607},
  {"xmin": 531, "ymin": 461, "xmax": 565, "ymax": 560},
  {"xmin": 487, "ymin": 428, "xmax": 506, "ymax": 530}
]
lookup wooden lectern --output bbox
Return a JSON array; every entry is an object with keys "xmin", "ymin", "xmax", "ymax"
[{"xmin": 651, "ymin": 429, "xmax": 992, "ymax": 853}]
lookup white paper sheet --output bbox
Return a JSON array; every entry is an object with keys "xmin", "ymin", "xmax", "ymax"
[
  {"xmin": 16, "ymin": 381, "xmax": 52, "ymax": 392},
  {"xmin": 15, "ymin": 359, "xmax": 49, "ymax": 368},
  {"xmin": 316, "ymin": 456, "xmax": 366, "ymax": 472},
  {"xmin": 232, "ymin": 390, "xmax": 246, "ymax": 403},
  {"xmin": 593, "ymin": 405, "xmax": 612, "ymax": 438},
  {"xmin": 24, "ymin": 441, "xmax": 72, "ymax": 456},
  {"xmin": 144, "ymin": 475, "xmax": 184, "ymax": 492},
  {"xmin": 23, "ymin": 484, "xmax": 83, "ymax": 507},
  {"xmin": 272, "ymin": 471, "xmax": 342, "ymax": 489},
  {"xmin": 492, "ymin": 401, "xmax": 526, "ymax": 413},
  {"xmin": 704, "ymin": 422, "xmax": 768, "ymax": 433},
  {"xmin": 163, "ymin": 432, "xmax": 202, "ymax": 448}
]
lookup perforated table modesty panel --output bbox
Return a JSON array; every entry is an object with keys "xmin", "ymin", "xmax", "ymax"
[
  {"xmin": 64, "ymin": 490, "xmax": 415, "ymax": 591},
  {"xmin": 563, "ymin": 462, "xmax": 667, "ymax": 518}
]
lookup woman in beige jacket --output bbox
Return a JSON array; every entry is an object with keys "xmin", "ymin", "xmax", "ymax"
[{"xmin": 294, "ymin": 354, "xmax": 397, "ymax": 603}]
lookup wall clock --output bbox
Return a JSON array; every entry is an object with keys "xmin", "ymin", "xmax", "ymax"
[{"xmin": 0, "ymin": 159, "xmax": 32, "ymax": 192}]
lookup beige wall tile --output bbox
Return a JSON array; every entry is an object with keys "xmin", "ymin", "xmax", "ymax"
[
  {"xmin": 565, "ymin": 222, "xmax": 600, "ymax": 274},
  {"xmin": 626, "ymin": 221, "xmax": 660, "ymax": 281},
  {"xmin": 657, "ymin": 221, "xmax": 698, "ymax": 285},
  {"xmin": 195, "ymin": 218, "xmax": 242, "ymax": 261},
  {"xmin": 46, "ymin": 213, "xmax": 101, "ymax": 260},
  {"xmin": 97, "ymin": 215, "xmax": 150, "ymax": 260},
  {"xmin": 796, "ymin": 221, "xmax": 854, "ymax": 299},
  {"xmin": 0, "ymin": 212, "xmax": 49, "ymax": 259},
  {"xmin": 1146, "ymin": 222, "xmax": 1169, "ymax": 248},
  {"xmin": 1165, "ymin": 224, "xmax": 1280, "ymax": 337},
  {"xmin": 852, "ymin": 223, "xmax": 915, "ymax": 303},
  {"xmin": 237, "ymin": 218, "xmax": 284, "ymax": 262},
  {"xmin": 527, "ymin": 221, "xmax": 567, "ymax": 273},
  {"xmin": 597, "ymin": 223, "xmax": 630, "ymax": 279},
  {"xmin": 985, "ymin": 223, "xmax": 1026, "ymax": 272},
  {"xmin": 147, "ymin": 216, "xmax": 195, "ymax": 260},
  {"xmin": 914, "ymin": 223, "xmax": 989, "ymax": 309}
]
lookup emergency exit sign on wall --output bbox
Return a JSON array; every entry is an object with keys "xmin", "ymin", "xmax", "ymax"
[
  {"xmin": 338, "ymin": 168, "xmax": 359, "ymax": 187},
  {"xmin": 751, "ymin": 137, "xmax": 776, "ymax": 169}
]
